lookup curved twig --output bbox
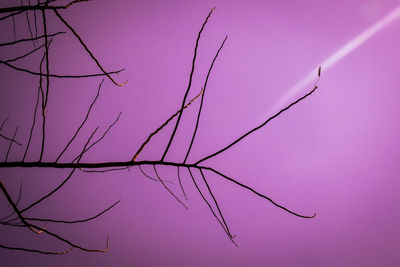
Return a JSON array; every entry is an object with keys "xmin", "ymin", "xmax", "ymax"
[
  {"xmin": 132, "ymin": 88, "xmax": 204, "ymax": 161},
  {"xmin": 53, "ymin": 9, "xmax": 126, "ymax": 87},
  {"xmin": 153, "ymin": 165, "xmax": 188, "ymax": 210},
  {"xmin": 161, "ymin": 7, "xmax": 215, "ymax": 161}
]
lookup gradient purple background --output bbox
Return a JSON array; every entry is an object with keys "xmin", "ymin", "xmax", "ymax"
[{"xmin": 1, "ymin": 0, "xmax": 400, "ymax": 266}]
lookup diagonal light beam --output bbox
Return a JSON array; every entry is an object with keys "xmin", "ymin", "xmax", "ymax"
[{"xmin": 268, "ymin": 4, "xmax": 400, "ymax": 114}]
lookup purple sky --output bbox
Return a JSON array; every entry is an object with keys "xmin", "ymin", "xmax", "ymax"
[{"xmin": 1, "ymin": 0, "xmax": 400, "ymax": 266}]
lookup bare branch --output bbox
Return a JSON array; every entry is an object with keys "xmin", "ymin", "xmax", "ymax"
[
  {"xmin": 195, "ymin": 84, "xmax": 320, "ymax": 165},
  {"xmin": 202, "ymin": 166, "xmax": 316, "ymax": 219},
  {"xmin": 0, "ymin": 0, "xmax": 85, "ymax": 14},
  {"xmin": 20, "ymin": 127, "xmax": 99, "ymax": 214},
  {"xmin": 25, "ymin": 199, "xmax": 121, "ymax": 224},
  {"xmin": 0, "ymin": 117, "xmax": 10, "ymax": 131},
  {"xmin": 0, "ymin": 133, "xmax": 22, "ymax": 146},
  {"xmin": 5, "ymin": 127, "xmax": 18, "ymax": 162},
  {"xmin": 0, "ymin": 31, "xmax": 65, "ymax": 47},
  {"xmin": 71, "ymin": 112, "xmax": 122, "ymax": 163},
  {"xmin": 22, "ymin": 64, "xmax": 43, "ymax": 161},
  {"xmin": 80, "ymin": 167, "xmax": 130, "ymax": 173},
  {"xmin": 56, "ymin": 79, "xmax": 104, "ymax": 162},
  {"xmin": 0, "ymin": 244, "xmax": 72, "ymax": 255},
  {"xmin": 161, "ymin": 7, "xmax": 215, "ymax": 161},
  {"xmin": 153, "ymin": 165, "xmax": 188, "ymax": 210},
  {"xmin": 199, "ymin": 168, "xmax": 235, "ymax": 239},
  {"xmin": 1, "ymin": 183, "xmax": 23, "ymax": 222},
  {"xmin": 187, "ymin": 167, "xmax": 237, "ymax": 246},
  {"xmin": 38, "ymin": 6, "xmax": 50, "ymax": 162},
  {"xmin": 3, "ymin": 42, "xmax": 46, "ymax": 63},
  {"xmin": 132, "ymin": 88, "xmax": 204, "ymax": 161},
  {"xmin": 0, "ymin": 181, "xmax": 43, "ymax": 234},
  {"xmin": 12, "ymin": 12, "xmax": 16, "ymax": 41},
  {"xmin": 21, "ymin": 0, "xmax": 35, "ymax": 47},
  {"xmin": 138, "ymin": 165, "xmax": 173, "ymax": 184},
  {"xmin": 53, "ymin": 9, "xmax": 126, "ymax": 87},
  {"xmin": 184, "ymin": 35, "xmax": 227, "ymax": 163},
  {"xmin": 0, "ymin": 10, "xmax": 24, "ymax": 21},
  {"xmin": 0, "ymin": 60, "xmax": 125, "ymax": 79},
  {"xmin": 177, "ymin": 166, "xmax": 188, "ymax": 200}
]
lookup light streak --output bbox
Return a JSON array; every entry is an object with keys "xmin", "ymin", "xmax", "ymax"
[{"xmin": 267, "ymin": 4, "xmax": 400, "ymax": 114}]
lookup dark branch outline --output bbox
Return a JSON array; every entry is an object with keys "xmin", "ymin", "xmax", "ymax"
[
  {"xmin": 0, "ymin": 31, "xmax": 65, "ymax": 47},
  {"xmin": 39, "ymin": 3, "xmax": 50, "ymax": 161},
  {"xmin": 132, "ymin": 88, "xmax": 204, "ymax": 162},
  {"xmin": 0, "ymin": 160, "xmax": 316, "ymax": 219},
  {"xmin": 53, "ymin": 9, "xmax": 126, "ymax": 87},
  {"xmin": 0, "ymin": 5, "xmax": 321, "ymax": 253},
  {"xmin": 153, "ymin": 165, "xmax": 188, "ymax": 210},
  {"xmin": 24, "ymin": 199, "xmax": 121, "ymax": 224},
  {"xmin": 56, "ymin": 79, "xmax": 104, "ymax": 162},
  {"xmin": 5, "ymin": 127, "xmax": 18, "ymax": 162},
  {"xmin": 161, "ymin": 7, "xmax": 215, "ymax": 161},
  {"xmin": 195, "ymin": 83, "xmax": 320, "ymax": 165},
  {"xmin": 0, "ymin": 60, "xmax": 125, "ymax": 78},
  {"xmin": 22, "ymin": 46, "xmax": 46, "ymax": 161},
  {"xmin": 187, "ymin": 167, "xmax": 237, "ymax": 246},
  {"xmin": 138, "ymin": 165, "xmax": 173, "ymax": 184},
  {"xmin": 184, "ymin": 35, "xmax": 227, "ymax": 163}
]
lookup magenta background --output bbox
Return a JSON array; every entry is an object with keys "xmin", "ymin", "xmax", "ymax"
[{"xmin": 1, "ymin": 0, "xmax": 400, "ymax": 266}]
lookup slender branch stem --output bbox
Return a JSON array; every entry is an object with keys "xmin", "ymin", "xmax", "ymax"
[
  {"xmin": 184, "ymin": 35, "xmax": 227, "ymax": 163},
  {"xmin": 153, "ymin": 165, "xmax": 188, "ymax": 210},
  {"xmin": 132, "ymin": 88, "xmax": 203, "ymax": 162},
  {"xmin": 195, "ymin": 84, "xmax": 320, "ymax": 165},
  {"xmin": 161, "ymin": 7, "xmax": 215, "ymax": 161},
  {"xmin": 56, "ymin": 80, "xmax": 103, "ymax": 162},
  {"xmin": 53, "ymin": 9, "xmax": 126, "ymax": 86},
  {"xmin": 0, "ymin": 31, "xmax": 65, "ymax": 47}
]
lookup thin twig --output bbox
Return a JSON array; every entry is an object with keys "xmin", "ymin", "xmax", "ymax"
[
  {"xmin": 22, "ymin": 51, "xmax": 44, "ymax": 161},
  {"xmin": 184, "ymin": 35, "xmax": 227, "ymax": 163},
  {"xmin": 177, "ymin": 166, "xmax": 188, "ymax": 200},
  {"xmin": 20, "ymin": 127, "xmax": 98, "ymax": 214},
  {"xmin": 138, "ymin": 165, "xmax": 173, "ymax": 184},
  {"xmin": 0, "ymin": 0, "xmax": 82, "ymax": 13},
  {"xmin": 21, "ymin": 0, "xmax": 35, "ymax": 47},
  {"xmin": 0, "ymin": 181, "xmax": 44, "ymax": 234},
  {"xmin": 80, "ymin": 167, "xmax": 130, "ymax": 173},
  {"xmin": 4, "ymin": 42, "xmax": 46, "ymax": 63},
  {"xmin": 71, "ymin": 112, "xmax": 122, "ymax": 163},
  {"xmin": 1, "ymin": 183, "xmax": 23, "ymax": 222},
  {"xmin": 132, "ymin": 88, "xmax": 204, "ymax": 161},
  {"xmin": 0, "ymin": 117, "xmax": 9, "ymax": 131},
  {"xmin": 0, "ymin": 10, "xmax": 24, "ymax": 21},
  {"xmin": 0, "ymin": 60, "xmax": 124, "ymax": 78},
  {"xmin": 53, "ymin": 9, "xmax": 126, "ymax": 86},
  {"xmin": 0, "ymin": 133, "xmax": 22, "ymax": 146},
  {"xmin": 195, "ymin": 84, "xmax": 320, "ymax": 165},
  {"xmin": 153, "ymin": 165, "xmax": 188, "ymax": 210},
  {"xmin": 15, "ymin": 182, "xmax": 23, "ymax": 207},
  {"xmin": 161, "ymin": 7, "xmax": 215, "ymax": 161},
  {"xmin": 199, "ymin": 168, "xmax": 233, "ymax": 239},
  {"xmin": 56, "ymin": 79, "xmax": 104, "ymax": 162},
  {"xmin": 0, "ymin": 31, "xmax": 65, "ymax": 47},
  {"xmin": 0, "ymin": 244, "xmax": 72, "ymax": 255},
  {"xmin": 38, "ymin": 6, "xmax": 50, "ymax": 162},
  {"xmin": 203, "ymin": 166, "xmax": 316, "ymax": 219},
  {"xmin": 187, "ymin": 167, "xmax": 237, "ymax": 246},
  {"xmin": 12, "ymin": 13, "xmax": 16, "ymax": 41},
  {"xmin": 5, "ymin": 127, "xmax": 18, "ymax": 162},
  {"xmin": 25, "ymin": 199, "xmax": 121, "ymax": 224}
]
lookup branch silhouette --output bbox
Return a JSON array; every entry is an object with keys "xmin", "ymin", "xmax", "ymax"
[{"xmin": 0, "ymin": 2, "xmax": 319, "ymax": 254}]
